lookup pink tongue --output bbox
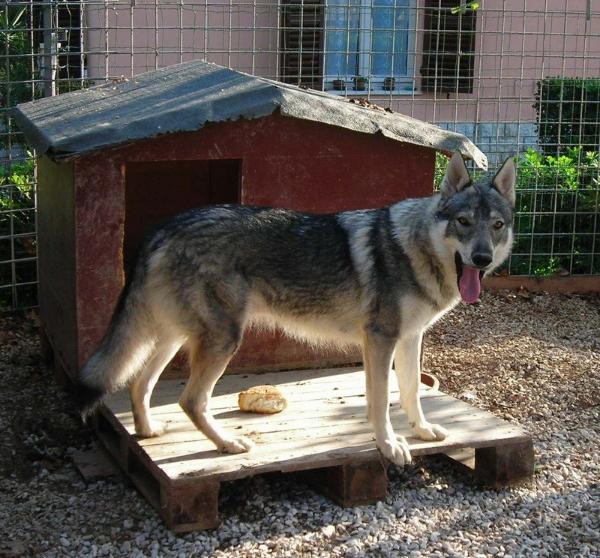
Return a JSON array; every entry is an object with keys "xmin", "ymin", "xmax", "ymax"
[{"xmin": 459, "ymin": 266, "xmax": 481, "ymax": 303}]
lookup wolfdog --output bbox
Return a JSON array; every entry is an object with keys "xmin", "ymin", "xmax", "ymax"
[{"xmin": 77, "ymin": 153, "xmax": 516, "ymax": 465}]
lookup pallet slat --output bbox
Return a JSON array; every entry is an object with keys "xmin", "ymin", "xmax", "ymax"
[{"xmin": 124, "ymin": 404, "xmax": 496, "ymax": 449}]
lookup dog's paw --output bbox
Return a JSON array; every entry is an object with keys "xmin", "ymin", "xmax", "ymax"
[
  {"xmin": 412, "ymin": 422, "xmax": 448, "ymax": 442},
  {"xmin": 377, "ymin": 437, "xmax": 412, "ymax": 466},
  {"xmin": 135, "ymin": 419, "xmax": 167, "ymax": 438},
  {"xmin": 219, "ymin": 436, "xmax": 255, "ymax": 454}
]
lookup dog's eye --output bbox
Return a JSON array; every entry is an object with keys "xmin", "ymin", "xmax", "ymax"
[
  {"xmin": 457, "ymin": 217, "xmax": 471, "ymax": 226},
  {"xmin": 493, "ymin": 220, "xmax": 504, "ymax": 229}
]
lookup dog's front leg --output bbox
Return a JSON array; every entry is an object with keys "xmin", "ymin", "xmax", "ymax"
[
  {"xmin": 395, "ymin": 333, "xmax": 448, "ymax": 442},
  {"xmin": 363, "ymin": 330, "xmax": 412, "ymax": 466}
]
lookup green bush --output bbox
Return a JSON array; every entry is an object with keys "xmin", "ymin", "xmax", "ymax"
[
  {"xmin": 0, "ymin": 5, "xmax": 41, "ymax": 156},
  {"xmin": 0, "ymin": 156, "xmax": 36, "ymax": 246},
  {"xmin": 0, "ymin": 6, "xmax": 37, "ymax": 107},
  {"xmin": 0, "ymin": 157, "xmax": 35, "ymax": 211},
  {"xmin": 535, "ymin": 77, "xmax": 600, "ymax": 157},
  {"xmin": 513, "ymin": 147, "xmax": 599, "ymax": 276},
  {"xmin": 433, "ymin": 152, "xmax": 484, "ymax": 189},
  {"xmin": 0, "ymin": 157, "xmax": 36, "ymax": 310}
]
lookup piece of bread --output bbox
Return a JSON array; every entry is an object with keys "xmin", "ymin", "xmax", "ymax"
[{"xmin": 238, "ymin": 385, "xmax": 287, "ymax": 414}]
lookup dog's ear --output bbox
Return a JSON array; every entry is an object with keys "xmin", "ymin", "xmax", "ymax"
[
  {"xmin": 492, "ymin": 157, "xmax": 517, "ymax": 207},
  {"xmin": 440, "ymin": 153, "xmax": 471, "ymax": 200}
]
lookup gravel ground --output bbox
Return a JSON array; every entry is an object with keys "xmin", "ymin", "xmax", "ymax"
[{"xmin": 1, "ymin": 291, "xmax": 599, "ymax": 558}]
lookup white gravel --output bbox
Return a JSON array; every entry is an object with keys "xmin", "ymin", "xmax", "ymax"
[{"xmin": 0, "ymin": 291, "xmax": 599, "ymax": 557}]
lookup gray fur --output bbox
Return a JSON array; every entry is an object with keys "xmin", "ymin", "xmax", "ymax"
[{"xmin": 78, "ymin": 153, "xmax": 516, "ymax": 464}]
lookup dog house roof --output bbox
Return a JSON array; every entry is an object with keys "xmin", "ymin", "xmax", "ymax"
[{"xmin": 13, "ymin": 60, "xmax": 487, "ymax": 168}]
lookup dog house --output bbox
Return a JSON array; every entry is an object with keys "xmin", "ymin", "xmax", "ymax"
[{"xmin": 14, "ymin": 60, "xmax": 486, "ymax": 379}]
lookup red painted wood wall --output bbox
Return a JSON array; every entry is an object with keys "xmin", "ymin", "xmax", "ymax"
[{"xmin": 40, "ymin": 112, "xmax": 435, "ymax": 377}]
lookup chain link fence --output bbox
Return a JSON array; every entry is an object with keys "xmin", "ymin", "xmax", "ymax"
[{"xmin": 1, "ymin": 0, "xmax": 599, "ymax": 310}]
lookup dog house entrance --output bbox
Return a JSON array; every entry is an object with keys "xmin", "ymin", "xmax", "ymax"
[{"xmin": 124, "ymin": 159, "xmax": 241, "ymax": 271}]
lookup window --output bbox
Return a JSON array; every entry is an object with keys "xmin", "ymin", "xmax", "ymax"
[
  {"xmin": 420, "ymin": 0, "xmax": 477, "ymax": 94},
  {"xmin": 324, "ymin": 0, "xmax": 413, "ymax": 93},
  {"xmin": 280, "ymin": 0, "xmax": 477, "ymax": 95},
  {"xmin": 280, "ymin": 0, "xmax": 324, "ymax": 90}
]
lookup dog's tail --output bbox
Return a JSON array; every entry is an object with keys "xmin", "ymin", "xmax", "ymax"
[{"xmin": 74, "ymin": 274, "xmax": 157, "ymax": 420}]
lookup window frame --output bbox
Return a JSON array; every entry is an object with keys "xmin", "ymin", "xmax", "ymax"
[{"xmin": 322, "ymin": 0, "xmax": 417, "ymax": 95}]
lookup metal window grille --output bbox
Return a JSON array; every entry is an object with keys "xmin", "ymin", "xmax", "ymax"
[{"xmin": 1, "ymin": 0, "xmax": 599, "ymax": 310}]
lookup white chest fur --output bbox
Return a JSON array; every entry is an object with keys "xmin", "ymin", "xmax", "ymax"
[{"xmin": 399, "ymin": 295, "xmax": 458, "ymax": 339}]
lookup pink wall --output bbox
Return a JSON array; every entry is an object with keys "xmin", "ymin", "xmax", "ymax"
[
  {"xmin": 84, "ymin": 0, "xmax": 279, "ymax": 81},
  {"xmin": 84, "ymin": 0, "xmax": 600, "ymax": 124},
  {"xmin": 396, "ymin": 0, "xmax": 600, "ymax": 123}
]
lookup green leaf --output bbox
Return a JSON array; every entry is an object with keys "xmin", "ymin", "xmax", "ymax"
[{"xmin": 451, "ymin": 1, "xmax": 480, "ymax": 14}]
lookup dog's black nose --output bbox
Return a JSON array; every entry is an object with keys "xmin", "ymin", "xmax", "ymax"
[{"xmin": 472, "ymin": 253, "xmax": 493, "ymax": 268}]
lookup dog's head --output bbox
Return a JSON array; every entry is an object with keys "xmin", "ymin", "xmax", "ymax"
[{"xmin": 436, "ymin": 153, "xmax": 516, "ymax": 303}]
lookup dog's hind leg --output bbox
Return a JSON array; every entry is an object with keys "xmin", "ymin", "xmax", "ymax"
[
  {"xmin": 364, "ymin": 329, "xmax": 412, "ymax": 466},
  {"xmin": 179, "ymin": 329, "xmax": 254, "ymax": 455},
  {"xmin": 130, "ymin": 337, "xmax": 183, "ymax": 438},
  {"xmin": 395, "ymin": 333, "xmax": 448, "ymax": 442}
]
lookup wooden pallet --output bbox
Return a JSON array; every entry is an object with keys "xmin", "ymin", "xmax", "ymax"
[{"xmin": 92, "ymin": 367, "xmax": 534, "ymax": 532}]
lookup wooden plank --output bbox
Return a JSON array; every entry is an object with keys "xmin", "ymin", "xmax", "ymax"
[
  {"xmin": 72, "ymin": 445, "xmax": 119, "ymax": 480},
  {"xmin": 140, "ymin": 408, "xmax": 525, "ymax": 482},
  {"xmin": 137, "ymin": 412, "xmax": 513, "ymax": 461},
  {"xmin": 113, "ymin": 385, "xmax": 442, "ymax": 416},
  {"xmin": 90, "ymin": 365, "xmax": 534, "ymax": 532},
  {"xmin": 156, "ymin": 422, "xmax": 527, "ymax": 483},
  {"xmin": 136, "ymin": 367, "xmax": 364, "ymax": 400},
  {"xmin": 484, "ymin": 274, "xmax": 600, "ymax": 294},
  {"xmin": 100, "ymin": 367, "xmax": 529, "ymax": 485},
  {"xmin": 113, "ymin": 391, "xmax": 449, "ymax": 434},
  {"xmin": 303, "ymin": 459, "xmax": 389, "ymax": 507},
  {"xmin": 105, "ymin": 368, "xmax": 441, "ymax": 421},
  {"xmin": 442, "ymin": 447, "xmax": 476, "ymax": 471},
  {"xmin": 474, "ymin": 440, "xmax": 535, "ymax": 487},
  {"xmin": 161, "ymin": 480, "xmax": 220, "ymax": 532},
  {"xmin": 94, "ymin": 406, "xmax": 174, "ymax": 486},
  {"xmin": 119, "ymin": 400, "xmax": 501, "ymax": 450},
  {"xmin": 108, "ymin": 385, "xmax": 493, "ymax": 432},
  {"xmin": 108, "ymin": 367, "xmax": 437, "ymax": 407},
  {"xmin": 124, "ymin": 443, "xmax": 163, "ymax": 511}
]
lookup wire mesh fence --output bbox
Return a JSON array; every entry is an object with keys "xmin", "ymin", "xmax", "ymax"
[{"xmin": 1, "ymin": 0, "xmax": 599, "ymax": 309}]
